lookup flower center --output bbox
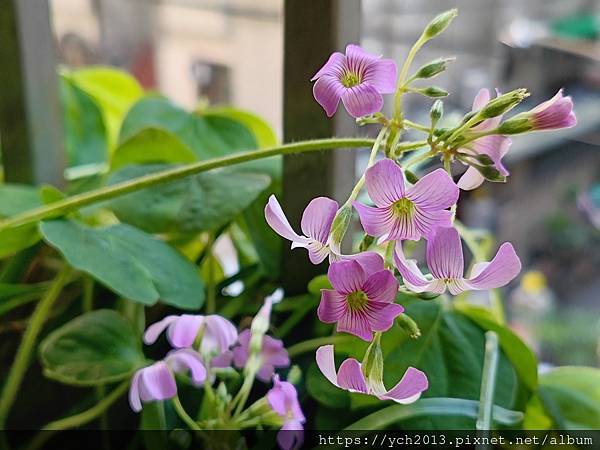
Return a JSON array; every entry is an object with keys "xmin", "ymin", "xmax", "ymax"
[
  {"xmin": 340, "ymin": 71, "xmax": 361, "ymax": 88},
  {"xmin": 392, "ymin": 198, "xmax": 415, "ymax": 217},
  {"xmin": 347, "ymin": 290, "xmax": 369, "ymax": 311}
]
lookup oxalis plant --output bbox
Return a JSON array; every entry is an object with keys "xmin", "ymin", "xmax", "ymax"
[{"xmin": 0, "ymin": 8, "xmax": 589, "ymax": 450}]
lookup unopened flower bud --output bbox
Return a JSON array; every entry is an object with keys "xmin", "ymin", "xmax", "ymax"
[
  {"xmin": 423, "ymin": 9, "xmax": 458, "ymax": 40},
  {"xmin": 430, "ymin": 100, "xmax": 443, "ymax": 126},
  {"xmin": 287, "ymin": 365, "xmax": 302, "ymax": 385},
  {"xmin": 413, "ymin": 57, "xmax": 455, "ymax": 80},
  {"xmin": 496, "ymin": 116, "xmax": 534, "ymax": 135},
  {"xmin": 361, "ymin": 332, "xmax": 386, "ymax": 393},
  {"xmin": 328, "ymin": 203, "xmax": 353, "ymax": 254},
  {"xmin": 418, "ymin": 86, "xmax": 449, "ymax": 98},
  {"xmin": 404, "ymin": 169, "xmax": 420, "ymax": 185},
  {"xmin": 396, "ymin": 313, "xmax": 421, "ymax": 339},
  {"xmin": 479, "ymin": 89, "xmax": 529, "ymax": 119},
  {"xmin": 358, "ymin": 234, "xmax": 375, "ymax": 252},
  {"xmin": 471, "ymin": 164, "xmax": 507, "ymax": 183}
]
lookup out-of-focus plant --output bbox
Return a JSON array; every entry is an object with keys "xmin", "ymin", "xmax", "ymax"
[{"xmin": 0, "ymin": 7, "xmax": 597, "ymax": 450}]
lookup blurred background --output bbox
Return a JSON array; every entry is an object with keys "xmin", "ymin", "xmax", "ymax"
[{"xmin": 3, "ymin": 0, "xmax": 600, "ymax": 368}]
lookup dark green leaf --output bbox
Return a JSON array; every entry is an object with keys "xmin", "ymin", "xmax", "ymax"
[
  {"xmin": 40, "ymin": 220, "xmax": 205, "ymax": 309},
  {"xmin": 39, "ymin": 309, "xmax": 146, "ymax": 386}
]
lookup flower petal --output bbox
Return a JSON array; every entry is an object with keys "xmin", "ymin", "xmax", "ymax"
[
  {"xmin": 311, "ymin": 51, "xmax": 346, "ymax": 80},
  {"xmin": 363, "ymin": 58, "xmax": 398, "ymax": 93},
  {"xmin": 341, "ymin": 84, "xmax": 384, "ymax": 118},
  {"xmin": 327, "ymin": 259, "xmax": 367, "ymax": 295},
  {"xmin": 210, "ymin": 350, "xmax": 233, "ymax": 368},
  {"xmin": 307, "ymin": 241, "xmax": 330, "ymax": 265},
  {"xmin": 336, "ymin": 308, "xmax": 374, "ymax": 341},
  {"xmin": 300, "ymin": 197, "xmax": 338, "ymax": 244},
  {"xmin": 472, "ymin": 88, "xmax": 490, "ymax": 111},
  {"xmin": 362, "ymin": 270, "xmax": 399, "ymax": 303},
  {"xmin": 166, "ymin": 349, "xmax": 207, "ymax": 385},
  {"xmin": 427, "ymin": 227, "xmax": 464, "ymax": 279},
  {"xmin": 365, "ymin": 159, "xmax": 406, "ymax": 207},
  {"xmin": 277, "ymin": 424, "xmax": 304, "ymax": 450},
  {"xmin": 167, "ymin": 315, "xmax": 205, "ymax": 348},
  {"xmin": 265, "ymin": 195, "xmax": 310, "ymax": 245},
  {"xmin": 232, "ymin": 329, "xmax": 251, "ymax": 368},
  {"xmin": 407, "ymin": 168, "xmax": 458, "ymax": 211},
  {"xmin": 337, "ymin": 358, "xmax": 368, "ymax": 393},
  {"xmin": 262, "ymin": 335, "xmax": 290, "ymax": 368},
  {"xmin": 129, "ymin": 370, "xmax": 143, "ymax": 412},
  {"xmin": 313, "ymin": 75, "xmax": 345, "ymax": 117},
  {"xmin": 315, "ymin": 345, "xmax": 339, "ymax": 387},
  {"xmin": 413, "ymin": 208, "xmax": 453, "ymax": 239},
  {"xmin": 353, "ymin": 202, "xmax": 396, "ymax": 239},
  {"xmin": 318, "ymin": 289, "xmax": 348, "ymax": 323},
  {"xmin": 394, "ymin": 243, "xmax": 443, "ymax": 293},
  {"xmin": 457, "ymin": 166, "xmax": 485, "ymax": 191},
  {"xmin": 139, "ymin": 362, "xmax": 177, "ymax": 402},
  {"xmin": 345, "ymin": 251, "xmax": 385, "ymax": 276},
  {"xmin": 363, "ymin": 301, "xmax": 404, "ymax": 332},
  {"xmin": 465, "ymin": 242, "xmax": 521, "ymax": 290},
  {"xmin": 379, "ymin": 367, "xmax": 429, "ymax": 404},
  {"xmin": 143, "ymin": 315, "xmax": 178, "ymax": 345},
  {"xmin": 201, "ymin": 315, "xmax": 238, "ymax": 355}
]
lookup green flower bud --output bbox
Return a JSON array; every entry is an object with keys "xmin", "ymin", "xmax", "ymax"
[
  {"xmin": 423, "ymin": 8, "xmax": 458, "ymax": 40},
  {"xmin": 361, "ymin": 332, "xmax": 386, "ymax": 393},
  {"xmin": 418, "ymin": 86, "xmax": 449, "ymax": 98},
  {"xmin": 430, "ymin": 100, "xmax": 443, "ymax": 126},
  {"xmin": 404, "ymin": 169, "xmax": 420, "ymax": 185},
  {"xmin": 472, "ymin": 164, "xmax": 507, "ymax": 183},
  {"xmin": 287, "ymin": 365, "xmax": 302, "ymax": 385},
  {"xmin": 328, "ymin": 203, "xmax": 353, "ymax": 254},
  {"xmin": 396, "ymin": 313, "xmax": 421, "ymax": 339},
  {"xmin": 479, "ymin": 89, "xmax": 529, "ymax": 119},
  {"xmin": 413, "ymin": 57, "xmax": 455, "ymax": 79},
  {"xmin": 358, "ymin": 234, "xmax": 375, "ymax": 252},
  {"xmin": 496, "ymin": 116, "xmax": 534, "ymax": 135}
]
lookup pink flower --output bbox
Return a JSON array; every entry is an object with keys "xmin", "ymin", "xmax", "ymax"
[
  {"xmin": 316, "ymin": 345, "xmax": 428, "ymax": 403},
  {"xmin": 528, "ymin": 89, "xmax": 576, "ymax": 130},
  {"xmin": 231, "ymin": 329, "xmax": 290, "ymax": 382},
  {"xmin": 129, "ymin": 349, "xmax": 206, "ymax": 412},
  {"xmin": 318, "ymin": 252, "xmax": 403, "ymax": 342},
  {"xmin": 265, "ymin": 195, "xmax": 338, "ymax": 264},
  {"xmin": 354, "ymin": 159, "xmax": 459, "ymax": 242},
  {"xmin": 458, "ymin": 89, "xmax": 512, "ymax": 191},
  {"xmin": 394, "ymin": 226, "xmax": 521, "ymax": 295},
  {"xmin": 311, "ymin": 44, "xmax": 397, "ymax": 118},
  {"xmin": 267, "ymin": 375, "xmax": 305, "ymax": 450},
  {"xmin": 144, "ymin": 314, "xmax": 237, "ymax": 355}
]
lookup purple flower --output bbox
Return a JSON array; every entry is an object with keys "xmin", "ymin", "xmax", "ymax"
[
  {"xmin": 318, "ymin": 252, "xmax": 403, "ymax": 342},
  {"xmin": 267, "ymin": 375, "xmax": 305, "ymax": 450},
  {"xmin": 265, "ymin": 195, "xmax": 338, "ymax": 264},
  {"xmin": 129, "ymin": 349, "xmax": 206, "ymax": 412},
  {"xmin": 316, "ymin": 345, "xmax": 428, "ymax": 403},
  {"xmin": 458, "ymin": 89, "xmax": 512, "ymax": 191},
  {"xmin": 144, "ymin": 314, "xmax": 237, "ymax": 355},
  {"xmin": 231, "ymin": 329, "xmax": 291, "ymax": 382},
  {"xmin": 394, "ymin": 226, "xmax": 521, "ymax": 295},
  {"xmin": 354, "ymin": 159, "xmax": 459, "ymax": 242},
  {"xmin": 311, "ymin": 44, "xmax": 397, "ymax": 118},
  {"xmin": 528, "ymin": 89, "xmax": 577, "ymax": 130}
]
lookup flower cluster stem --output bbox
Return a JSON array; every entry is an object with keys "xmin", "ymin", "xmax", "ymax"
[
  {"xmin": 0, "ymin": 265, "xmax": 72, "ymax": 428},
  {"xmin": 172, "ymin": 395, "xmax": 202, "ymax": 431}
]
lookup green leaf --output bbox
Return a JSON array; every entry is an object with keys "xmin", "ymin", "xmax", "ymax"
[
  {"xmin": 119, "ymin": 96, "xmax": 256, "ymax": 161},
  {"xmin": 39, "ymin": 220, "xmax": 204, "ymax": 309},
  {"xmin": 307, "ymin": 275, "xmax": 332, "ymax": 296},
  {"xmin": 39, "ymin": 309, "xmax": 145, "ymax": 386},
  {"xmin": 0, "ymin": 184, "xmax": 44, "ymax": 258},
  {"xmin": 455, "ymin": 303, "xmax": 538, "ymax": 389},
  {"xmin": 60, "ymin": 76, "xmax": 108, "ymax": 167},
  {"xmin": 111, "ymin": 127, "xmax": 197, "ymax": 170},
  {"xmin": 69, "ymin": 67, "xmax": 144, "ymax": 150},
  {"xmin": 106, "ymin": 164, "xmax": 270, "ymax": 235},
  {"xmin": 537, "ymin": 366, "xmax": 600, "ymax": 429},
  {"xmin": 204, "ymin": 107, "xmax": 278, "ymax": 149},
  {"xmin": 344, "ymin": 398, "xmax": 523, "ymax": 430}
]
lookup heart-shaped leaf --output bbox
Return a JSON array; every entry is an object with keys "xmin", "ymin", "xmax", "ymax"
[
  {"xmin": 39, "ymin": 309, "xmax": 146, "ymax": 386},
  {"xmin": 40, "ymin": 220, "xmax": 204, "ymax": 309}
]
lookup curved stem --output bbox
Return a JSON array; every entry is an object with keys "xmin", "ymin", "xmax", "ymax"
[
  {"xmin": 0, "ymin": 265, "xmax": 71, "ymax": 427},
  {"xmin": 344, "ymin": 128, "xmax": 387, "ymax": 205},
  {"xmin": 476, "ymin": 331, "xmax": 500, "ymax": 431},
  {"xmin": 394, "ymin": 35, "xmax": 427, "ymax": 121},
  {"xmin": 172, "ymin": 396, "xmax": 202, "ymax": 431},
  {"xmin": 286, "ymin": 335, "xmax": 355, "ymax": 359},
  {"xmin": 0, "ymin": 138, "xmax": 374, "ymax": 231},
  {"xmin": 41, "ymin": 380, "xmax": 128, "ymax": 430}
]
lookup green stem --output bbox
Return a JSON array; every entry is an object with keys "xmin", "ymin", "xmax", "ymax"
[
  {"xmin": 0, "ymin": 138, "xmax": 374, "ymax": 232},
  {"xmin": 286, "ymin": 335, "xmax": 355, "ymax": 359},
  {"xmin": 41, "ymin": 381, "xmax": 128, "ymax": 430},
  {"xmin": 394, "ymin": 35, "xmax": 427, "ymax": 121},
  {"xmin": 82, "ymin": 275, "xmax": 94, "ymax": 313},
  {"xmin": 0, "ymin": 265, "xmax": 71, "ymax": 427},
  {"xmin": 403, "ymin": 149, "xmax": 436, "ymax": 169},
  {"xmin": 344, "ymin": 129, "xmax": 387, "ymax": 205},
  {"xmin": 403, "ymin": 120, "xmax": 431, "ymax": 133},
  {"xmin": 476, "ymin": 331, "xmax": 500, "ymax": 431},
  {"xmin": 232, "ymin": 361, "xmax": 258, "ymax": 417},
  {"xmin": 205, "ymin": 233, "xmax": 216, "ymax": 314},
  {"xmin": 172, "ymin": 396, "xmax": 202, "ymax": 431}
]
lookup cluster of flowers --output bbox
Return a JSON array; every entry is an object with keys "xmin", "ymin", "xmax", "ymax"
[
  {"xmin": 266, "ymin": 41, "xmax": 575, "ymax": 400},
  {"xmin": 128, "ymin": 299, "xmax": 304, "ymax": 450}
]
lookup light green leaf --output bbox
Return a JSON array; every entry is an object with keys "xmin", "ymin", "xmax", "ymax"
[
  {"xmin": 69, "ymin": 67, "xmax": 144, "ymax": 150},
  {"xmin": 204, "ymin": 107, "xmax": 278, "ymax": 149},
  {"xmin": 60, "ymin": 76, "xmax": 108, "ymax": 167},
  {"xmin": 39, "ymin": 309, "xmax": 146, "ymax": 386},
  {"xmin": 40, "ymin": 220, "xmax": 205, "ymax": 309},
  {"xmin": 0, "ymin": 184, "xmax": 44, "ymax": 258},
  {"xmin": 111, "ymin": 127, "xmax": 197, "ymax": 170},
  {"xmin": 106, "ymin": 164, "xmax": 270, "ymax": 235}
]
